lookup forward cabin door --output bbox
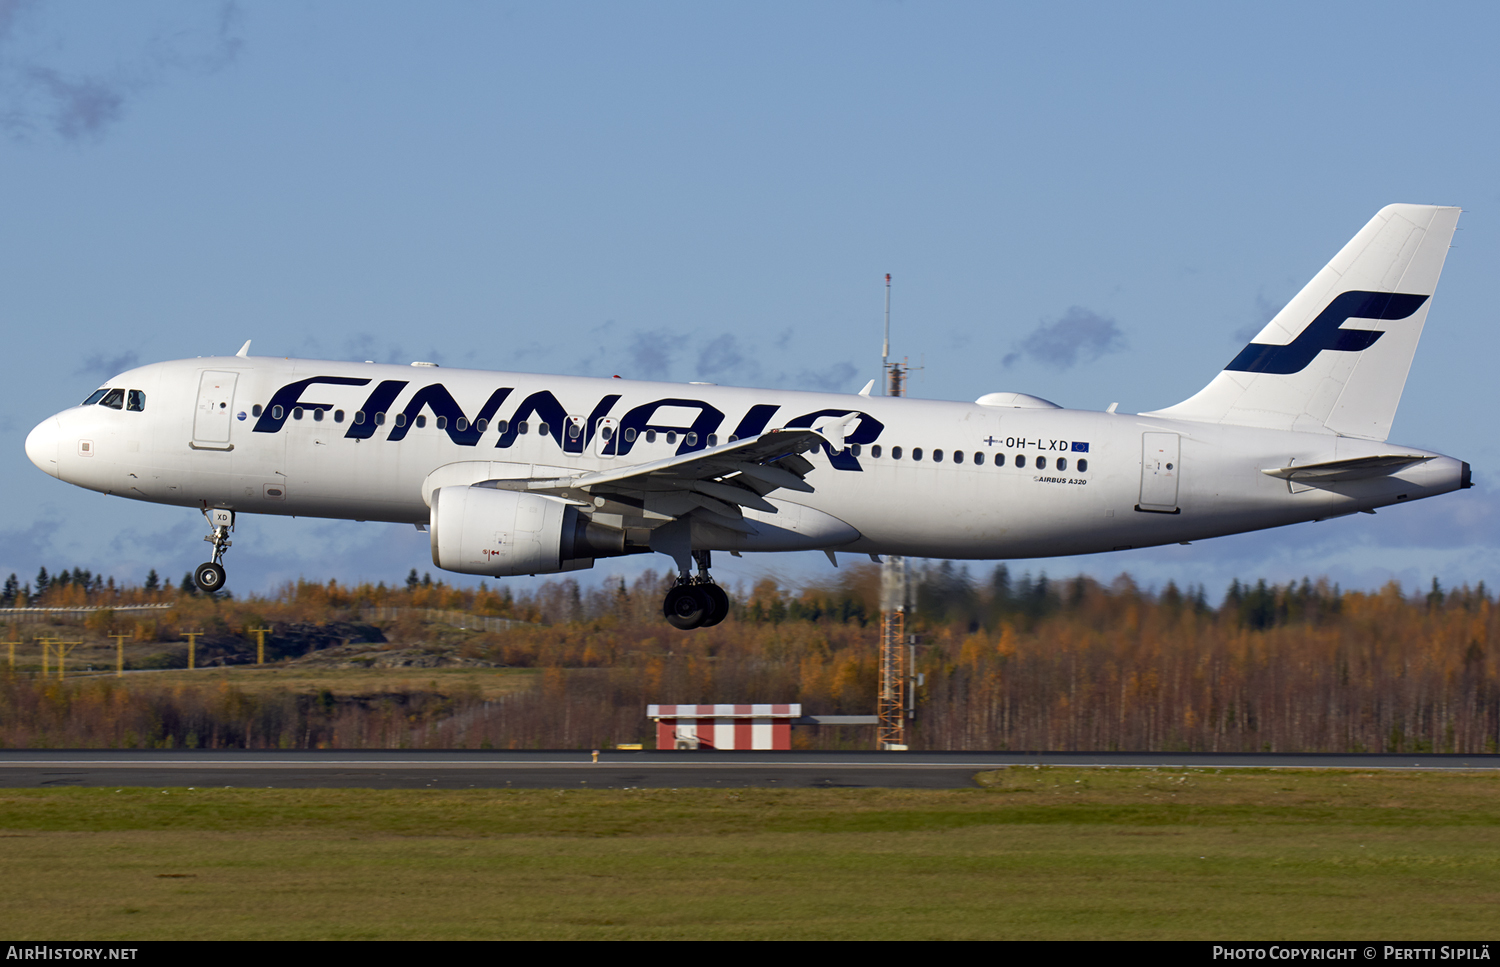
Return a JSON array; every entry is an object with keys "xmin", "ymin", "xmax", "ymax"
[
  {"xmin": 192, "ymin": 371, "xmax": 239, "ymax": 451},
  {"xmin": 1138, "ymin": 432, "xmax": 1180, "ymax": 513}
]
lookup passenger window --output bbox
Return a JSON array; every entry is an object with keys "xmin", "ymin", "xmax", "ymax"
[
  {"xmin": 83, "ymin": 389, "xmax": 109, "ymax": 406},
  {"xmin": 974, "ymin": 452, "xmax": 984, "ymax": 466},
  {"xmin": 1078, "ymin": 458, "xmax": 1088, "ymax": 472},
  {"xmin": 436, "ymin": 416, "xmax": 448, "ymax": 430},
  {"xmin": 912, "ymin": 448, "xmax": 923, "ymax": 461},
  {"xmin": 995, "ymin": 453, "xmax": 1005, "ymax": 467},
  {"xmin": 518, "ymin": 422, "xmax": 529, "ymax": 435},
  {"xmin": 849, "ymin": 443, "xmax": 859, "ymax": 456},
  {"xmin": 953, "ymin": 450, "xmax": 963, "ymax": 464},
  {"xmin": 394, "ymin": 413, "xmax": 406, "ymax": 428},
  {"xmin": 457, "ymin": 418, "xmax": 469, "ymax": 431},
  {"xmin": 127, "ymin": 390, "xmax": 145, "ymax": 412},
  {"xmin": 334, "ymin": 409, "xmax": 344, "ymax": 423},
  {"xmin": 313, "ymin": 407, "xmax": 325, "ymax": 422},
  {"xmin": 1037, "ymin": 456, "xmax": 1047, "ymax": 470},
  {"xmin": 415, "ymin": 414, "xmax": 425, "ymax": 428},
  {"xmin": 476, "ymin": 418, "xmax": 488, "ymax": 432},
  {"xmin": 666, "ymin": 431, "xmax": 677, "ymax": 444},
  {"xmin": 100, "ymin": 388, "xmax": 125, "ymax": 410},
  {"xmin": 353, "ymin": 411, "xmax": 364, "ymax": 424},
  {"xmin": 871, "ymin": 445, "xmax": 882, "ymax": 458},
  {"xmin": 686, "ymin": 431, "xmax": 698, "ymax": 446},
  {"xmin": 645, "ymin": 430, "xmax": 656, "ymax": 443},
  {"xmin": 293, "ymin": 407, "xmax": 304, "ymax": 421},
  {"xmin": 892, "ymin": 446, "xmax": 902, "ymax": 460},
  {"xmin": 272, "ymin": 405, "xmax": 284, "ymax": 420},
  {"xmin": 708, "ymin": 434, "xmax": 718, "ymax": 447},
  {"xmin": 933, "ymin": 449, "xmax": 943, "ymax": 463},
  {"xmin": 538, "ymin": 422, "xmax": 549, "ymax": 436},
  {"xmin": 375, "ymin": 412, "xmax": 386, "ymax": 425},
  {"xmin": 568, "ymin": 422, "xmax": 582, "ymax": 439},
  {"xmin": 1057, "ymin": 457, "xmax": 1067, "ymax": 471},
  {"xmin": 252, "ymin": 404, "xmax": 263, "ymax": 417},
  {"xmin": 1016, "ymin": 454, "xmax": 1026, "ymax": 468}
]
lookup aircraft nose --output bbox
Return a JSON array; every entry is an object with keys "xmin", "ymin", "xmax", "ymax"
[{"xmin": 26, "ymin": 417, "xmax": 60, "ymax": 478}]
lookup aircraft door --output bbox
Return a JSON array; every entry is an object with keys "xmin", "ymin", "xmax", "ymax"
[
  {"xmin": 1138, "ymin": 432, "xmax": 1180, "ymax": 513},
  {"xmin": 593, "ymin": 417, "xmax": 619, "ymax": 457},
  {"xmin": 192, "ymin": 371, "xmax": 239, "ymax": 450}
]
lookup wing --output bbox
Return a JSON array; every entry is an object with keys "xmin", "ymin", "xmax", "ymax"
[{"xmin": 477, "ymin": 427, "xmax": 831, "ymax": 533}]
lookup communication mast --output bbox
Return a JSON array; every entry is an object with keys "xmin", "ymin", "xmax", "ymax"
[{"xmin": 878, "ymin": 273, "xmax": 913, "ymax": 750}]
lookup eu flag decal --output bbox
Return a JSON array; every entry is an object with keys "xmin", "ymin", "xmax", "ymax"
[{"xmin": 1071, "ymin": 441, "xmax": 1089, "ymax": 453}]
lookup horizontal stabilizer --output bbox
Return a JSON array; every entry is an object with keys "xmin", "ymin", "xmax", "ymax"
[{"xmin": 1261, "ymin": 454, "xmax": 1432, "ymax": 483}]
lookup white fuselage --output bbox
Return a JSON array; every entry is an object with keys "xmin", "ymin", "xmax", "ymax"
[{"xmin": 24, "ymin": 355, "xmax": 1467, "ymax": 563}]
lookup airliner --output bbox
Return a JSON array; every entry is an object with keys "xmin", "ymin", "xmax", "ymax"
[{"xmin": 25, "ymin": 204, "xmax": 1471, "ymax": 628}]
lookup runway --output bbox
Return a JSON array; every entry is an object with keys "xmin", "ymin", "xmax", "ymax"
[{"xmin": 3, "ymin": 749, "xmax": 1498, "ymax": 789}]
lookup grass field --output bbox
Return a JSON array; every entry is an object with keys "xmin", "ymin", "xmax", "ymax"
[{"xmin": 0, "ymin": 767, "xmax": 1497, "ymax": 940}]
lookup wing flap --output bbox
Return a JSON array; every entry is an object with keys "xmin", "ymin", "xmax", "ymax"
[
  {"xmin": 448, "ymin": 426, "xmax": 833, "ymax": 537},
  {"xmin": 529, "ymin": 427, "xmax": 825, "ymax": 496}
]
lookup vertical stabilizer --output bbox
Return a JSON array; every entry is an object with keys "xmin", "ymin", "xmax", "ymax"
[{"xmin": 1143, "ymin": 204, "xmax": 1460, "ymax": 441}]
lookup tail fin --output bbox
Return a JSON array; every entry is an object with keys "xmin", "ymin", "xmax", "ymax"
[{"xmin": 1143, "ymin": 204, "xmax": 1460, "ymax": 441}]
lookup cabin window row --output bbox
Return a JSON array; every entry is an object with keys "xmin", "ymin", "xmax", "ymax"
[
  {"xmin": 237, "ymin": 409, "xmax": 1088, "ymax": 471},
  {"xmin": 849, "ymin": 444, "xmax": 1087, "ymax": 473},
  {"xmin": 246, "ymin": 405, "xmax": 734, "ymax": 446}
]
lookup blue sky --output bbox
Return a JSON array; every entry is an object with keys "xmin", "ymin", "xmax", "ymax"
[{"xmin": 3, "ymin": 1, "xmax": 1498, "ymax": 600}]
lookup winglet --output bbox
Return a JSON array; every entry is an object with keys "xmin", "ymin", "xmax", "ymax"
[
  {"xmin": 812, "ymin": 412, "xmax": 860, "ymax": 450},
  {"xmin": 236, "ymin": 340, "xmax": 252, "ymax": 358},
  {"xmin": 858, "ymin": 379, "xmax": 875, "ymax": 397}
]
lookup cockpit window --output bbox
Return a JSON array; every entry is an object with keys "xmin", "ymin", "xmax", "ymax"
[
  {"xmin": 126, "ymin": 390, "xmax": 145, "ymax": 412},
  {"xmin": 83, "ymin": 389, "xmax": 110, "ymax": 406},
  {"xmin": 98, "ymin": 388, "xmax": 125, "ymax": 410}
]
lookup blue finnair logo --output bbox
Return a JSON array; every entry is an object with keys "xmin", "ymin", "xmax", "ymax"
[
  {"xmin": 251, "ymin": 378, "xmax": 888, "ymax": 471},
  {"xmin": 1225, "ymin": 290, "xmax": 1429, "ymax": 375}
]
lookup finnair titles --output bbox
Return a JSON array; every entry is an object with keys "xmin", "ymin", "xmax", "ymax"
[{"xmin": 26, "ymin": 205, "xmax": 1471, "ymax": 629}]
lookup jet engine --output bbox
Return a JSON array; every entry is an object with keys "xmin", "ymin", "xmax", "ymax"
[{"xmin": 429, "ymin": 485, "xmax": 647, "ymax": 576}]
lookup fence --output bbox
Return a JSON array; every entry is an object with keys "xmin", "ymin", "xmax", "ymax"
[{"xmin": 0, "ymin": 604, "xmax": 173, "ymax": 625}]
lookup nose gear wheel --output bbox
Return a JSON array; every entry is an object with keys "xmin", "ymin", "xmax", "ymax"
[{"xmin": 194, "ymin": 507, "xmax": 234, "ymax": 593}]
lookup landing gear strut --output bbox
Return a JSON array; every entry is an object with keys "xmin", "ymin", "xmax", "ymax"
[
  {"xmin": 195, "ymin": 507, "xmax": 234, "ymax": 593},
  {"xmin": 662, "ymin": 550, "xmax": 729, "ymax": 630}
]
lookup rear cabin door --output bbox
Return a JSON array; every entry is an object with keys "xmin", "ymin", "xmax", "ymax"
[{"xmin": 1138, "ymin": 432, "xmax": 1180, "ymax": 513}]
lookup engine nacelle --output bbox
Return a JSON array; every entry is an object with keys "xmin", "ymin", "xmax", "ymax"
[{"xmin": 429, "ymin": 485, "xmax": 645, "ymax": 576}]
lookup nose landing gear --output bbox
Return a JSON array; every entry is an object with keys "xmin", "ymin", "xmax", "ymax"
[
  {"xmin": 194, "ymin": 507, "xmax": 234, "ymax": 593},
  {"xmin": 662, "ymin": 550, "xmax": 729, "ymax": 630}
]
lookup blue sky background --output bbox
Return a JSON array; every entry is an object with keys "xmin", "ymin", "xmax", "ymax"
[{"xmin": 3, "ymin": 1, "xmax": 1498, "ymax": 601}]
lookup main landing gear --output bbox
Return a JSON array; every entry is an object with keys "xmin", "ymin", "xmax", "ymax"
[
  {"xmin": 194, "ymin": 507, "xmax": 234, "ymax": 594},
  {"xmin": 663, "ymin": 550, "xmax": 729, "ymax": 630}
]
